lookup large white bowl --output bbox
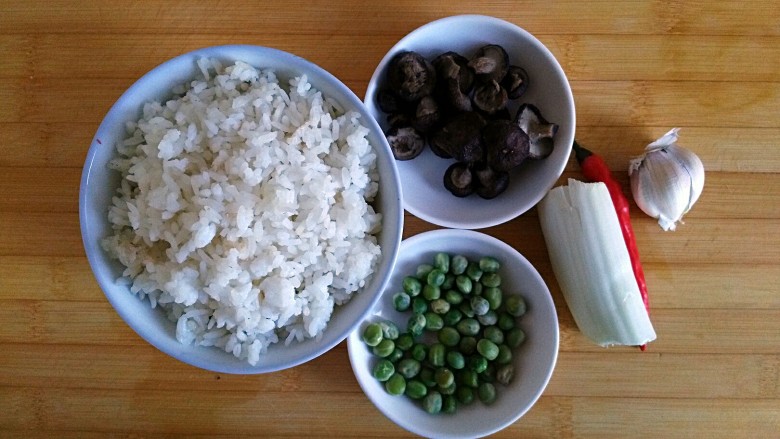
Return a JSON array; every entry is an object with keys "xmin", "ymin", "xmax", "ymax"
[
  {"xmin": 348, "ymin": 229, "xmax": 559, "ymax": 438},
  {"xmin": 80, "ymin": 45, "xmax": 404, "ymax": 374},
  {"xmin": 365, "ymin": 15, "xmax": 576, "ymax": 229}
]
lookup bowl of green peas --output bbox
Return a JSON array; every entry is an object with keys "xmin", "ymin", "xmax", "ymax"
[{"xmin": 347, "ymin": 229, "xmax": 559, "ymax": 438}]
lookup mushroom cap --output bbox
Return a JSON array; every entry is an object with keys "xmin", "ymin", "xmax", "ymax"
[
  {"xmin": 468, "ymin": 44, "xmax": 510, "ymax": 84},
  {"xmin": 483, "ymin": 120, "xmax": 531, "ymax": 172},
  {"xmin": 386, "ymin": 126, "xmax": 426, "ymax": 161},
  {"xmin": 473, "ymin": 162, "xmax": 510, "ymax": 199},
  {"xmin": 443, "ymin": 162, "xmax": 476, "ymax": 197},
  {"xmin": 387, "ymin": 51, "xmax": 437, "ymax": 102},
  {"xmin": 473, "ymin": 80, "xmax": 508, "ymax": 115},
  {"xmin": 502, "ymin": 65, "xmax": 529, "ymax": 99},
  {"xmin": 515, "ymin": 104, "xmax": 558, "ymax": 159},
  {"xmin": 429, "ymin": 111, "xmax": 486, "ymax": 163}
]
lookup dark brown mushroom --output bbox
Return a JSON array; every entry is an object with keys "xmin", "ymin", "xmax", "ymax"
[
  {"xmin": 468, "ymin": 45, "xmax": 509, "ymax": 84},
  {"xmin": 386, "ymin": 51, "xmax": 436, "ymax": 102},
  {"xmin": 474, "ymin": 162, "xmax": 510, "ymax": 199},
  {"xmin": 482, "ymin": 120, "xmax": 530, "ymax": 172},
  {"xmin": 443, "ymin": 162, "xmax": 476, "ymax": 197},
  {"xmin": 472, "ymin": 80, "xmax": 508, "ymax": 115},
  {"xmin": 428, "ymin": 137, "xmax": 453, "ymax": 159},
  {"xmin": 376, "ymin": 88, "xmax": 404, "ymax": 114},
  {"xmin": 429, "ymin": 112, "xmax": 486, "ymax": 163},
  {"xmin": 432, "ymin": 52, "xmax": 474, "ymax": 113},
  {"xmin": 411, "ymin": 95, "xmax": 440, "ymax": 133},
  {"xmin": 386, "ymin": 112, "xmax": 412, "ymax": 129},
  {"xmin": 386, "ymin": 126, "xmax": 426, "ymax": 161},
  {"xmin": 502, "ymin": 66, "xmax": 529, "ymax": 99},
  {"xmin": 515, "ymin": 104, "xmax": 559, "ymax": 159}
]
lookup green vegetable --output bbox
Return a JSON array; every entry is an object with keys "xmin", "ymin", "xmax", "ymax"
[
  {"xmin": 496, "ymin": 364, "xmax": 514, "ymax": 385},
  {"xmin": 458, "ymin": 336, "xmax": 477, "ymax": 355},
  {"xmin": 470, "ymin": 296, "xmax": 490, "ymax": 316},
  {"xmin": 446, "ymin": 351, "xmax": 465, "ymax": 370},
  {"xmin": 397, "ymin": 358, "xmax": 421, "ymax": 379},
  {"xmin": 393, "ymin": 292, "xmax": 411, "ymax": 312},
  {"xmin": 481, "ymin": 272, "xmax": 502, "ymax": 288},
  {"xmin": 412, "ymin": 296, "xmax": 428, "ymax": 314},
  {"xmin": 442, "ymin": 394, "xmax": 457, "ymax": 414},
  {"xmin": 396, "ymin": 333, "xmax": 414, "ymax": 351},
  {"xmin": 438, "ymin": 327, "xmax": 461, "ymax": 347},
  {"xmin": 372, "ymin": 339, "xmax": 395, "ymax": 358},
  {"xmin": 477, "ymin": 339, "xmax": 499, "ymax": 361},
  {"xmin": 466, "ymin": 262, "xmax": 483, "ymax": 282},
  {"xmin": 456, "ymin": 318, "xmax": 480, "ymax": 336},
  {"xmin": 426, "ymin": 269, "xmax": 446, "ymax": 287},
  {"xmin": 506, "ymin": 327, "xmax": 526, "ymax": 348},
  {"xmin": 407, "ymin": 313, "xmax": 426, "ymax": 336},
  {"xmin": 478, "ymin": 382, "xmax": 497, "ymax": 405},
  {"xmin": 387, "ymin": 348, "xmax": 404, "ymax": 363},
  {"xmin": 483, "ymin": 287, "xmax": 502, "ymax": 310},
  {"xmin": 434, "ymin": 252, "xmax": 450, "ymax": 273},
  {"xmin": 385, "ymin": 373, "xmax": 406, "ymax": 395},
  {"xmin": 505, "ymin": 295, "xmax": 527, "ymax": 317},
  {"xmin": 459, "ymin": 369, "xmax": 479, "ymax": 388},
  {"xmin": 430, "ymin": 298, "xmax": 450, "ymax": 315},
  {"xmin": 405, "ymin": 380, "xmax": 428, "ymax": 399},
  {"xmin": 477, "ymin": 310, "xmax": 498, "ymax": 326},
  {"xmin": 428, "ymin": 343, "xmax": 446, "ymax": 367},
  {"xmin": 379, "ymin": 321, "xmax": 399, "ymax": 340},
  {"xmin": 434, "ymin": 367, "xmax": 454, "ymax": 388},
  {"xmin": 468, "ymin": 356, "xmax": 488, "ymax": 373},
  {"xmin": 411, "ymin": 343, "xmax": 427, "ymax": 362},
  {"xmin": 424, "ymin": 312, "xmax": 444, "ymax": 331},
  {"xmin": 362, "ymin": 323, "xmax": 383, "ymax": 347},
  {"xmin": 483, "ymin": 326, "xmax": 504, "ymax": 345},
  {"xmin": 416, "ymin": 264, "xmax": 433, "ymax": 279},
  {"xmin": 495, "ymin": 344, "xmax": 512, "ymax": 365},
  {"xmin": 444, "ymin": 289, "xmax": 464, "ymax": 306},
  {"xmin": 497, "ymin": 313, "xmax": 515, "ymax": 331},
  {"xmin": 479, "ymin": 256, "xmax": 500, "ymax": 273},
  {"xmin": 443, "ymin": 308, "xmax": 463, "ymax": 326},
  {"xmin": 456, "ymin": 386, "xmax": 475, "ymax": 405},
  {"xmin": 455, "ymin": 275, "xmax": 473, "ymax": 294},
  {"xmin": 403, "ymin": 276, "xmax": 422, "ymax": 297},
  {"xmin": 372, "ymin": 359, "xmax": 394, "ymax": 382},
  {"xmin": 422, "ymin": 284, "xmax": 441, "ymax": 301},
  {"xmin": 450, "ymin": 255, "xmax": 468, "ymax": 275},
  {"xmin": 423, "ymin": 391, "xmax": 443, "ymax": 414}
]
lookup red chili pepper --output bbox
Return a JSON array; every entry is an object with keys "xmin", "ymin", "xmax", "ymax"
[{"xmin": 572, "ymin": 141, "xmax": 650, "ymax": 350}]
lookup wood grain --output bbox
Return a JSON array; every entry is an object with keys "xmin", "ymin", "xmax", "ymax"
[{"xmin": 1, "ymin": 1, "xmax": 779, "ymax": 437}]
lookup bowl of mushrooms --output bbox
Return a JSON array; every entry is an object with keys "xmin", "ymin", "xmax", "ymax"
[{"xmin": 364, "ymin": 15, "xmax": 575, "ymax": 229}]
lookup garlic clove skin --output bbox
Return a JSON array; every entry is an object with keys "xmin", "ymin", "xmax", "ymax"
[{"xmin": 628, "ymin": 128, "xmax": 705, "ymax": 231}]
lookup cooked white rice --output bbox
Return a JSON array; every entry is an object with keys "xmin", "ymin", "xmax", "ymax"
[{"xmin": 102, "ymin": 59, "xmax": 382, "ymax": 365}]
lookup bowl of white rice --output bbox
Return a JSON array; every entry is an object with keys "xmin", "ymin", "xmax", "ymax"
[{"xmin": 80, "ymin": 45, "xmax": 403, "ymax": 373}]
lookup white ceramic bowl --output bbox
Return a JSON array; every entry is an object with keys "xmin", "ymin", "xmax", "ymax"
[
  {"xmin": 80, "ymin": 45, "xmax": 404, "ymax": 374},
  {"xmin": 365, "ymin": 15, "xmax": 575, "ymax": 229},
  {"xmin": 347, "ymin": 229, "xmax": 559, "ymax": 438}
]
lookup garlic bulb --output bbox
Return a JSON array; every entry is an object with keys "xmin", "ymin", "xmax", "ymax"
[{"xmin": 628, "ymin": 128, "xmax": 705, "ymax": 231}]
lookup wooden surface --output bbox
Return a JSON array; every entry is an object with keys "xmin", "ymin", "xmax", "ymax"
[{"xmin": 1, "ymin": 1, "xmax": 779, "ymax": 437}]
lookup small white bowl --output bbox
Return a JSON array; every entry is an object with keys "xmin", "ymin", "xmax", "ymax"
[
  {"xmin": 365, "ymin": 15, "xmax": 576, "ymax": 229},
  {"xmin": 80, "ymin": 45, "xmax": 403, "ymax": 374},
  {"xmin": 347, "ymin": 229, "xmax": 559, "ymax": 438}
]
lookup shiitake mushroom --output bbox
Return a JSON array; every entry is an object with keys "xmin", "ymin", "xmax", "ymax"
[
  {"xmin": 443, "ymin": 162, "xmax": 476, "ymax": 197},
  {"xmin": 429, "ymin": 111, "xmax": 486, "ymax": 163},
  {"xmin": 472, "ymin": 80, "xmax": 508, "ymax": 116},
  {"xmin": 386, "ymin": 51, "xmax": 437, "ymax": 102},
  {"xmin": 412, "ymin": 95, "xmax": 440, "ymax": 133},
  {"xmin": 468, "ymin": 45, "xmax": 509, "ymax": 84},
  {"xmin": 482, "ymin": 120, "xmax": 530, "ymax": 172},
  {"xmin": 515, "ymin": 104, "xmax": 558, "ymax": 159},
  {"xmin": 473, "ymin": 162, "xmax": 510, "ymax": 199},
  {"xmin": 386, "ymin": 126, "xmax": 426, "ymax": 160},
  {"xmin": 502, "ymin": 66, "xmax": 529, "ymax": 99}
]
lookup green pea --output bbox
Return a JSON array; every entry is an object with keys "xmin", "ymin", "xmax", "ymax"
[
  {"xmin": 459, "ymin": 369, "xmax": 479, "ymax": 388},
  {"xmin": 484, "ymin": 326, "xmax": 504, "ymax": 345},
  {"xmin": 434, "ymin": 252, "xmax": 450, "ymax": 273},
  {"xmin": 424, "ymin": 312, "xmax": 444, "ymax": 331},
  {"xmin": 435, "ymin": 367, "xmax": 455, "ymax": 388},
  {"xmin": 441, "ymin": 273, "xmax": 455, "ymax": 290},
  {"xmin": 468, "ymin": 356, "xmax": 488, "ymax": 374},
  {"xmin": 466, "ymin": 262, "xmax": 483, "ymax": 282},
  {"xmin": 392, "ymin": 292, "xmax": 411, "ymax": 312},
  {"xmin": 422, "ymin": 391, "xmax": 442, "ymax": 414},
  {"xmin": 362, "ymin": 323, "xmax": 383, "ymax": 347},
  {"xmin": 459, "ymin": 336, "xmax": 477, "ymax": 355},
  {"xmin": 387, "ymin": 348, "xmax": 404, "ymax": 363},
  {"xmin": 446, "ymin": 351, "xmax": 465, "ymax": 370},
  {"xmin": 403, "ymin": 276, "xmax": 422, "ymax": 297},
  {"xmin": 477, "ymin": 339, "xmax": 499, "ymax": 361},
  {"xmin": 372, "ymin": 339, "xmax": 395, "ymax": 358},
  {"xmin": 379, "ymin": 321, "xmax": 399, "ymax": 340},
  {"xmin": 498, "ymin": 313, "xmax": 515, "ymax": 331},
  {"xmin": 459, "ymin": 302, "xmax": 475, "ymax": 318},
  {"xmin": 443, "ymin": 308, "xmax": 463, "ymax": 327},
  {"xmin": 416, "ymin": 264, "xmax": 434, "ymax": 280},
  {"xmin": 480, "ymin": 272, "xmax": 501, "ymax": 288},
  {"xmin": 495, "ymin": 344, "xmax": 512, "ymax": 365},
  {"xmin": 412, "ymin": 296, "xmax": 428, "ymax": 314},
  {"xmin": 411, "ymin": 343, "xmax": 427, "ymax": 362},
  {"xmin": 430, "ymin": 298, "xmax": 450, "ymax": 315},
  {"xmin": 456, "ymin": 386, "xmax": 475, "ymax": 405},
  {"xmin": 397, "ymin": 358, "xmax": 421, "ymax": 379},
  {"xmin": 450, "ymin": 255, "xmax": 469, "ymax": 275},
  {"xmin": 478, "ymin": 382, "xmax": 497, "ymax": 405},
  {"xmin": 422, "ymin": 284, "xmax": 441, "ymax": 301},
  {"xmin": 396, "ymin": 333, "xmax": 414, "ymax": 351},
  {"xmin": 426, "ymin": 269, "xmax": 446, "ymax": 287},
  {"xmin": 419, "ymin": 367, "xmax": 436, "ymax": 388},
  {"xmin": 505, "ymin": 295, "xmax": 527, "ymax": 317},
  {"xmin": 470, "ymin": 296, "xmax": 490, "ymax": 316},
  {"xmin": 497, "ymin": 364, "xmax": 514, "ymax": 386},
  {"xmin": 442, "ymin": 394, "xmax": 457, "ymax": 414},
  {"xmin": 483, "ymin": 287, "xmax": 502, "ymax": 310},
  {"xmin": 407, "ymin": 313, "xmax": 426, "ymax": 337},
  {"xmin": 405, "ymin": 379, "xmax": 428, "ymax": 400},
  {"xmin": 372, "ymin": 359, "xmax": 394, "ymax": 382},
  {"xmin": 506, "ymin": 327, "xmax": 527, "ymax": 348},
  {"xmin": 428, "ymin": 343, "xmax": 446, "ymax": 367},
  {"xmin": 480, "ymin": 363, "xmax": 496, "ymax": 384},
  {"xmin": 479, "ymin": 256, "xmax": 501, "ymax": 273},
  {"xmin": 477, "ymin": 310, "xmax": 498, "ymax": 326},
  {"xmin": 455, "ymin": 275, "xmax": 472, "ymax": 294},
  {"xmin": 438, "ymin": 327, "xmax": 461, "ymax": 347},
  {"xmin": 444, "ymin": 289, "xmax": 463, "ymax": 306},
  {"xmin": 385, "ymin": 373, "xmax": 406, "ymax": 395},
  {"xmin": 472, "ymin": 281, "xmax": 483, "ymax": 296},
  {"xmin": 456, "ymin": 318, "xmax": 480, "ymax": 336}
]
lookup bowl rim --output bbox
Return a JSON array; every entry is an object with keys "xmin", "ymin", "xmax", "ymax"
[
  {"xmin": 79, "ymin": 44, "xmax": 404, "ymax": 374},
  {"xmin": 347, "ymin": 228, "xmax": 560, "ymax": 438},
  {"xmin": 364, "ymin": 14, "xmax": 576, "ymax": 229}
]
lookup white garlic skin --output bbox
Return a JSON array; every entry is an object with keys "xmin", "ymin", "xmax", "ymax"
[{"xmin": 628, "ymin": 128, "xmax": 705, "ymax": 231}]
